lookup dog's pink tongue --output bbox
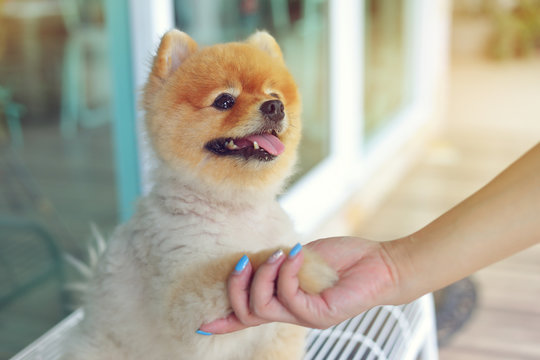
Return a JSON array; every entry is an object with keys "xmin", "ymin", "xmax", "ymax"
[{"xmin": 246, "ymin": 134, "xmax": 285, "ymax": 156}]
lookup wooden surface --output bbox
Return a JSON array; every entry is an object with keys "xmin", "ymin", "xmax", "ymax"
[{"xmin": 355, "ymin": 56, "xmax": 540, "ymax": 359}]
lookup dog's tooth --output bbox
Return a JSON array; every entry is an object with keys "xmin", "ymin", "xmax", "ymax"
[
  {"xmin": 226, "ymin": 140, "xmax": 239, "ymax": 150},
  {"xmin": 253, "ymin": 141, "xmax": 260, "ymax": 150}
]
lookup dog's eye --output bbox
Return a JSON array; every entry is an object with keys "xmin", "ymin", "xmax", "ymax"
[{"xmin": 212, "ymin": 93, "xmax": 236, "ymax": 110}]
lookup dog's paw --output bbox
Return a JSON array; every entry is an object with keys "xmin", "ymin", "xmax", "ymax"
[
  {"xmin": 298, "ymin": 248, "xmax": 338, "ymax": 294},
  {"xmin": 247, "ymin": 246, "xmax": 338, "ymax": 295}
]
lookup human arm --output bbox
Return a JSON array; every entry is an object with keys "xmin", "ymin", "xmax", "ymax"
[
  {"xmin": 389, "ymin": 141, "xmax": 540, "ymax": 301},
  {"xmin": 200, "ymin": 142, "xmax": 540, "ymax": 334}
]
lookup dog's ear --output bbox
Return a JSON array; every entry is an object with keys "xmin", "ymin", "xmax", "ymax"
[
  {"xmin": 245, "ymin": 31, "xmax": 284, "ymax": 62},
  {"xmin": 151, "ymin": 29, "xmax": 198, "ymax": 80}
]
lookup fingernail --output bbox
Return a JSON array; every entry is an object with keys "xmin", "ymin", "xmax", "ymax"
[
  {"xmin": 267, "ymin": 249, "xmax": 284, "ymax": 264},
  {"xmin": 234, "ymin": 255, "xmax": 249, "ymax": 273},
  {"xmin": 196, "ymin": 329, "xmax": 213, "ymax": 336},
  {"xmin": 289, "ymin": 243, "xmax": 302, "ymax": 258}
]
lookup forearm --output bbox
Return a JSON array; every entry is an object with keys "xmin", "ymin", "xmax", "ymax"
[{"xmin": 387, "ymin": 142, "xmax": 540, "ymax": 302}]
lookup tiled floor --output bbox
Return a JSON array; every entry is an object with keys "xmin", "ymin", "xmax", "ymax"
[{"xmin": 355, "ymin": 56, "xmax": 540, "ymax": 359}]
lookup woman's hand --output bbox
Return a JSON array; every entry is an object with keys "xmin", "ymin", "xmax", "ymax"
[{"xmin": 198, "ymin": 236, "xmax": 402, "ymax": 334}]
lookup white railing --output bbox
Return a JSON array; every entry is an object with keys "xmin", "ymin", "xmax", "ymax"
[{"xmin": 12, "ymin": 294, "xmax": 437, "ymax": 360}]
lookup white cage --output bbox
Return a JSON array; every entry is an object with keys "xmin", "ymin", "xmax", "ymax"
[
  {"xmin": 305, "ymin": 294, "xmax": 438, "ymax": 360},
  {"xmin": 12, "ymin": 294, "xmax": 437, "ymax": 360}
]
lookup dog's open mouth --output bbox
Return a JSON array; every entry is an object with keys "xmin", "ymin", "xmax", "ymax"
[{"xmin": 205, "ymin": 131, "xmax": 284, "ymax": 162}]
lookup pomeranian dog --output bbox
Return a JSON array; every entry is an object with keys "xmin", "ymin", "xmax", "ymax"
[{"xmin": 64, "ymin": 30, "xmax": 337, "ymax": 360}]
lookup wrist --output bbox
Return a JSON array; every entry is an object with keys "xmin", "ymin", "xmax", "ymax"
[{"xmin": 380, "ymin": 236, "xmax": 424, "ymax": 305}]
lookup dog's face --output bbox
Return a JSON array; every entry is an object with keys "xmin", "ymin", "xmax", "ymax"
[{"xmin": 143, "ymin": 30, "xmax": 301, "ymax": 192}]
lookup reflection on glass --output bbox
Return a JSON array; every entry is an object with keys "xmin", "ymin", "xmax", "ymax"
[
  {"xmin": 174, "ymin": 0, "xmax": 330, "ymax": 180},
  {"xmin": 0, "ymin": 0, "xmax": 117, "ymax": 356},
  {"xmin": 364, "ymin": 0, "xmax": 410, "ymax": 137}
]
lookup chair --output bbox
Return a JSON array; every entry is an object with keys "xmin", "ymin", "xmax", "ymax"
[
  {"xmin": 58, "ymin": 0, "xmax": 111, "ymax": 138},
  {"xmin": 0, "ymin": 86, "xmax": 25, "ymax": 148},
  {"xmin": 0, "ymin": 218, "xmax": 66, "ymax": 311}
]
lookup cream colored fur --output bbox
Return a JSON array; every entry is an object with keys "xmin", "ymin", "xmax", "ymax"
[{"xmin": 63, "ymin": 30, "xmax": 336, "ymax": 360}]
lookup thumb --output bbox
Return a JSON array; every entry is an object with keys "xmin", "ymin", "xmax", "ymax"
[{"xmin": 198, "ymin": 313, "xmax": 248, "ymax": 335}]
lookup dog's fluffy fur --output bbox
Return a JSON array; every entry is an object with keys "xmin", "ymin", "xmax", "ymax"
[{"xmin": 64, "ymin": 30, "xmax": 337, "ymax": 360}]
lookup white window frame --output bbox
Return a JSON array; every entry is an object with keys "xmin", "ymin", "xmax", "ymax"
[{"xmin": 129, "ymin": 0, "xmax": 450, "ymax": 236}]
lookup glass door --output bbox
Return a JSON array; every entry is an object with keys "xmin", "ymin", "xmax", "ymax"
[{"xmin": 0, "ymin": 0, "xmax": 137, "ymax": 357}]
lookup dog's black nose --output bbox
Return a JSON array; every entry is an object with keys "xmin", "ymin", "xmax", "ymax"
[{"xmin": 260, "ymin": 100, "xmax": 285, "ymax": 122}]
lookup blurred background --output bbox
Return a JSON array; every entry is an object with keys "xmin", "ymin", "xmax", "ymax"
[{"xmin": 0, "ymin": 0, "xmax": 538, "ymax": 358}]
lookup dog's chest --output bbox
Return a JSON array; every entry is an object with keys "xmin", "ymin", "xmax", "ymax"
[{"xmin": 135, "ymin": 193, "xmax": 297, "ymax": 258}]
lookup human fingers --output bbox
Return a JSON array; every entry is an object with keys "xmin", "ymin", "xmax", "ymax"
[
  {"xmin": 277, "ymin": 245, "xmax": 338, "ymax": 329},
  {"xmin": 225, "ymin": 252, "xmax": 297, "ymax": 329},
  {"xmin": 198, "ymin": 254, "xmax": 254, "ymax": 334},
  {"xmin": 199, "ymin": 249, "xmax": 298, "ymax": 335},
  {"xmin": 227, "ymin": 254, "xmax": 268, "ymax": 326},
  {"xmin": 247, "ymin": 249, "xmax": 298, "ymax": 323}
]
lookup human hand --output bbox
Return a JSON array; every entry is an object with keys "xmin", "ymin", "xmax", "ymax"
[{"xmin": 198, "ymin": 236, "xmax": 401, "ymax": 334}]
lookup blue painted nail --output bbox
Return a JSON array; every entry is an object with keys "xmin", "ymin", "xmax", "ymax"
[
  {"xmin": 196, "ymin": 330, "xmax": 213, "ymax": 336},
  {"xmin": 234, "ymin": 255, "xmax": 249, "ymax": 273},
  {"xmin": 289, "ymin": 243, "xmax": 302, "ymax": 258}
]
